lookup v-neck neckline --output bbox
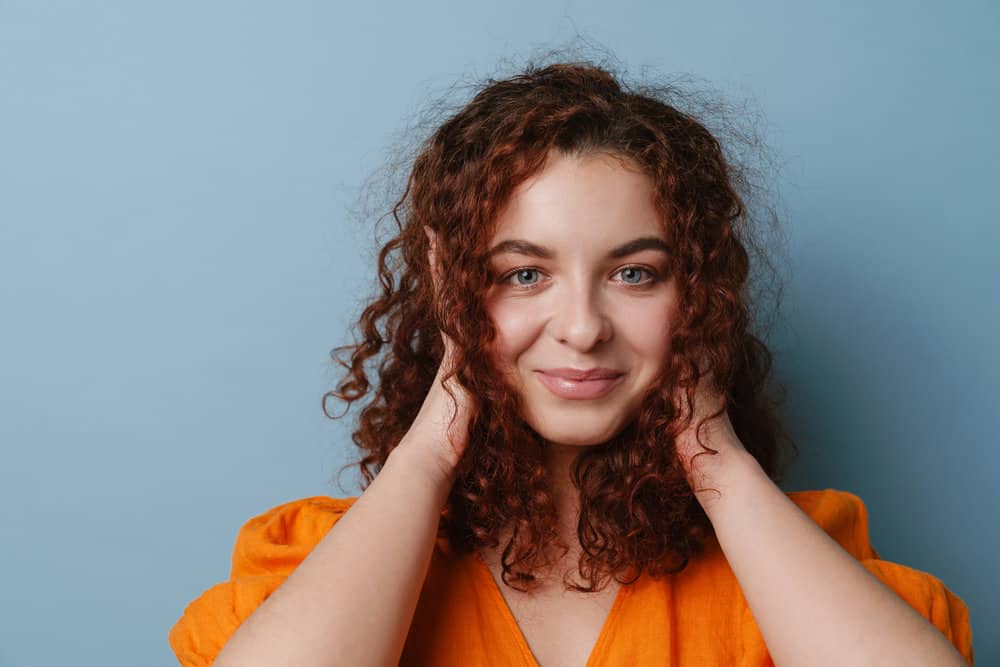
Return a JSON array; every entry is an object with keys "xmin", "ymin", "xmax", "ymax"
[{"xmin": 470, "ymin": 549, "xmax": 636, "ymax": 667}]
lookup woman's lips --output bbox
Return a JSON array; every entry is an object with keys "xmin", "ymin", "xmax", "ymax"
[{"xmin": 534, "ymin": 371, "xmax": 624, "ymax": 400}]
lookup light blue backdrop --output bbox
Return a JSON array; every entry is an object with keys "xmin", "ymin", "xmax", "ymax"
[{"xmin": 1, "ymin": 2, "xmax": 996, "ymax": 665}]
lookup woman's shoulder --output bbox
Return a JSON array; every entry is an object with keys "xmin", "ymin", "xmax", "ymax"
[
  {"xmin": 784, "ymin": 488, "xmax": 881, "ymax": 559},
  {"xmin": 169, "ymin": 496, "xmax": 361, "ymax": 666},
  {"xmin": 228, "ymin": 495, "xmax": 360, "ymax": 579},
  {"xmin": 743, "ymin": 488, "xmax": 975, "ymax": 664}
]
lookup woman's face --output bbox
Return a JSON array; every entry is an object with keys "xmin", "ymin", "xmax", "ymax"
[{"xmin": 485, "ymin": 150, "xmax": 680, "ymax": 448}]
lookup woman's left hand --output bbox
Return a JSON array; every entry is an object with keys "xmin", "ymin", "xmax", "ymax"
[{"xmin": 672, "ymin": 359, "xmax": 747, "ymax": 488}]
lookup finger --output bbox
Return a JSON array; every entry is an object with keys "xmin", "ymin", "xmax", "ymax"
[
  {"xmin": 423, "ymin": 225, "xmax": 441, "ymax": 294},
  {"xmin": 423, "ymin": 226, "xmax": 454, "ymax": 357},
  {"xmin": 698, "ymin": 353, "xmax": 712, "ymax": 377}
]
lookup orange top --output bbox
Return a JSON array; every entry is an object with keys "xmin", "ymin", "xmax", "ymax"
[{"xmin": 169, "ymin": 489, "xmax": 974, "ymax": 666}]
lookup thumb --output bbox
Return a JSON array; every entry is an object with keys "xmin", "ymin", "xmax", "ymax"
[{"xmin": 423, "ymin": 225, "xmax": 442, "ymax": 295}]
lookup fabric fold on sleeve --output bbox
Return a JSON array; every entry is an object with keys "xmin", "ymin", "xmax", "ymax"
[{"xmin": 168, "ymin": 496, "xmax": 357, "ymax": 666}]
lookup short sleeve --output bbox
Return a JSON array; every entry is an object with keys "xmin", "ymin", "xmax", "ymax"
[
  {"xmin": 168, "ymin": 496, "xmax": 357, "ymax": 666},
  {"xmin": 739, "ymin": 489, "xmax": 974, "ymax": 666}
]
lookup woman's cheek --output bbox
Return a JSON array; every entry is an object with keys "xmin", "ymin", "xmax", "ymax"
[{"xmin": 498, "ymin": 309, "xmax": 543, "ymax": 359}]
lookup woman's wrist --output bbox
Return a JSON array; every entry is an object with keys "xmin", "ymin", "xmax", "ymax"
[
  {"xmin": 687, "ymin": 441, "xmax": 762, "ymax": 515},
  {"xmin": 390, "ymin": 438, "xmax": 460, "ymax": 495}
]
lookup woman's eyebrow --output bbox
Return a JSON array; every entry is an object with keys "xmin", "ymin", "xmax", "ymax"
[
  {"xmin": 608, "ymin": 236, "xmax": 671, "ymax": 258},
  {"xmin": 487, "ymin": 236, "xmax": 670, "ymax": 259}
]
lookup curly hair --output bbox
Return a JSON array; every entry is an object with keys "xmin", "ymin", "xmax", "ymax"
[{"xmin": 323, "ymin": 50, "xmax": 798, "ymax": 595}]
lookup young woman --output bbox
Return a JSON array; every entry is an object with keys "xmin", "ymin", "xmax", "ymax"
[{"xmin": 170, "ymin": 60, "xmax": 973, "ymax": 666}]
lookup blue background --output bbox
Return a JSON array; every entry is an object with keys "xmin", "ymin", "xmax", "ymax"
[{"xmin": 1, "ymin": 2, "xmax": 996, "ymax": 665}]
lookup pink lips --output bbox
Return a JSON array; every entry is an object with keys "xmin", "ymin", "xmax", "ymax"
[{"xmin": 534, "ymin": 369, "xmax": 624, "ymax": 400}]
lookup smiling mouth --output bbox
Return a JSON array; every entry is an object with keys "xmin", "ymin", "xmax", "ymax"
[{"xmin": 534, "ymin": 371, "xmax": 624, "ymax": 400}]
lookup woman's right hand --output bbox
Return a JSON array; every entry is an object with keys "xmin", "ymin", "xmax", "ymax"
[{"xmin": 395, "ymin": 226, "xmax": 475, "ymax": 485}]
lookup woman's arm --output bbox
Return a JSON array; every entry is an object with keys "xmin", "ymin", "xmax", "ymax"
[
  {"xmin": 693, "ymin": 444, "xmax": 968, "ymax": 666},
  {"xmin": 212, "ymin": 444, "xmax": 454, "ymax": 667}
]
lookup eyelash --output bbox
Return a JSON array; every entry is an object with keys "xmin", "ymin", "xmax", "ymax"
[{"xmin": 497, "ymin": 266, "xmax": 660, "ymax": 291}]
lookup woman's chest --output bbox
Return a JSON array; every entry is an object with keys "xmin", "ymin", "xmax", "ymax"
[
  {"xmin": 405, "ymin": 545, "xmax": 747, "ymax": 667},
  {"xmin": 498, "ymin": 583, "xmax": 621, "ymax": 667}
]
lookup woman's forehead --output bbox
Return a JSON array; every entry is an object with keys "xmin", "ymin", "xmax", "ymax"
[
  {"xmin": 486, "ymin": 152, "xmax": 663, "ymax": 245},
  {"xmin": 496, "ymin": 150, "xmax": 657, "ymax": 226}
]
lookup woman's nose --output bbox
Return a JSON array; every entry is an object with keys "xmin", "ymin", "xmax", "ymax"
[{"xmin": 549, "ymin": 283, "xmax": 613, "ymax": 350}]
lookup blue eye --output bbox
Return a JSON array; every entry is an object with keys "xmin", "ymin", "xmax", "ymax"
[
  {"xmin": 619, "ymin": 267, "xmax": 648, "ymax": 284},
  {"xmin": 510, "ymin": 268, "xmax": 541, "ymax": 286},
  {"xmin": 618, "ymin": 266, "xmax": 655, "ymax": 285}
]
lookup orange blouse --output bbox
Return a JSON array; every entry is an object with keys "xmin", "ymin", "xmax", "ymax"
[{"xmin": 169, "ymin": 489, "xmax": 974, "ymax": 666}]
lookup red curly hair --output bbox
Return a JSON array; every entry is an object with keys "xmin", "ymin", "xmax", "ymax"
[{"xmin": 324, "ymin": 54, "xmax": 798, "ymax": 594}]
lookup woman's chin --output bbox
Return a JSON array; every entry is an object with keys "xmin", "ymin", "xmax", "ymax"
[{"xmin": 521, "ymin": 411, "xmax": 633, "ymax": 449}]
